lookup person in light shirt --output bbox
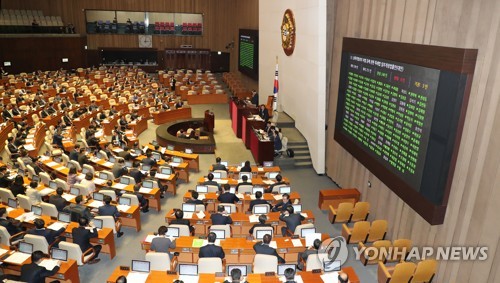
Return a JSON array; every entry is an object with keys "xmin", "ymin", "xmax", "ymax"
[{"xmin": 79, "ymin": 172, "xmax": 96, "ymax": 197}]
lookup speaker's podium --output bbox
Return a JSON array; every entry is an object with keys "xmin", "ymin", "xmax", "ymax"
[{"xmin": 204, "ymin": 110, "xmax": 214, "ymax": 132}]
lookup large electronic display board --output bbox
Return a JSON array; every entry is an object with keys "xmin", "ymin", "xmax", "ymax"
[{"xmin": 334, "ymin": 38, "xmax": 477, "ymax": 225}]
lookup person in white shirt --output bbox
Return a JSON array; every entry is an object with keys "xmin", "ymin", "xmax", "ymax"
[
  {"xmin": 79, "ymin": 172, "xmax": 96, "ymax": 197},
  {"xmin": 25, "ymin": 181, "xmax": 42, "ymax": 205}
]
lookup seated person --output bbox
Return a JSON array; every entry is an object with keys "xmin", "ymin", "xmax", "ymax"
[
  {"xmin": 0, "ymin": 166, "xmax": 12, "ymax": 188},
  {"xmin": 49, "ymin": 187, "xmax": 67, "ymax": 212},
  {"xmin": 98, "ymin": 196, "xmax": 124, "ymax": 237},
  {"xmin": 283, "ymin": 268, "xmax": 296, "ymax": 283},
  {"xmin": 212, "ymin": 157, "xmax": 228, "ymax": 172},
  {"xmin": 338, "ymin": 272, "xmax": 350, "ymax": 283},
  {"xmin": 272, "ymin": 193, "xmax": 292, "ymax": 212},
  {"xmin": 141, "ymin": 152, "xmax": 157, "ymax": 167},
  {"xmin": 26, "ymin": 181, "xmax": 42, "ymax": 205},
  {"xmin": 10, "ymin": 175, "xmax": 26, "ymax": 197},
  {"xmin": 129, "ymin": 161, "xmax": 147, "ymax": 184},
  {"xmin": 199, "ymin": 232, "xmax": 225, "ymax": 259},
  {"xmin": 240, "ymin": 161, "xmax": 252, "ymax": 173},
  {"xmin": 20, "ymin": 250, "xmax": 61, "ymax": 283},
  {"xmin": 279, "ymin": 206, "xmax": 305, "ymax": 236},
  {"xmin": 150, "ymin": 225, "xmax": 176, "ymax": 257},
  {"xmin": 170, "ymin": 210, "xmax": 194, "ymax": 235},
  {"xmin": 235, "ymin": 175, "xmax": 252, "ymax": 192},
  {"xmin": 26, "ymin": 218, "xmax": 65, "ymax": 246},
  {"xmin": 265, "ymin": 174, "xmax": 286, "ymax": 193},
  {"xmin": 249, "ymin": 191, "xmax": 269, "ymax": 212},
  {"xmin": 0, "ymin": 207, "xmax": 23, "ymax": 238},
  {"xmin": 67, "ymin": 167, "xmax": 79, "ymax": 187},
  {"xmin": 116, "ymin": 275, "xmax": 127, "ymax": 283},
  {"xmin": 186, "ymin": 191, "xmax": 204, "ymax": 205},
  {"xmin": 147, "ymin": 170, "xmax": 166, "ymax": 197},
  {"xmin": 112, "ymin": 159, "xmax": 128, "ymax": 179},
  {"xmin": 211, "ymin": 205, "xmax": 233, "ymax": 225},
  {"xmin": 253, "ymin": 234, "xmax": 285, "ymax": 263},
  {"xmin": 72, "ymin": 217, "xmax": 102, "ymax": 264},
  {"xmin": 79, "ymin": 172, "xmax": 96, "ymax": 197},
  {"xmin": 223, "ymin": 268, "xmax": 247, "ymax": 283},
  {"xmin": 297, "ymin": 238, "xmax": 321, "ymax": 270},
  {"xmin": 63, "ymin": 195, "xmax": 93, "ymax": 221},
  {"xmin": 133, "ymin": 184, "xmax": 149, "ymax": 213},
  {"xmin": 249, "ymin": 215, "xmax": 273, "ymax": 235},
  {"xmin": 202, "ymin": 173, "xmax": 220, "ymax": 190},
  {"xmin": 217, "ymin": 184, "xmax": 240, "ymax": 204}
]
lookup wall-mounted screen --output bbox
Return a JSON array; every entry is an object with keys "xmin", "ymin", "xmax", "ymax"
[
  {"xmin": 238, "ymin": 29, "xmax": 259, "ymax": 80},
  {"xmin": 334, "ymin": 38, "xmax": 477, "ymax": 225}
]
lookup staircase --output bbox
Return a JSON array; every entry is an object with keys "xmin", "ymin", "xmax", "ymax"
[{"xmin": 273, "ymin": 112, "xmax": 313, "ymax": 169}]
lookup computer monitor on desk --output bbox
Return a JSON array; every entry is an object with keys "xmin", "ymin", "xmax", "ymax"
[
  {"xmin": 300, "ymin": 227, "xmax": 316, "ymax": 238},
  {"xmin": 220, "ymin": 161, "xmax": 228, "ymax": 167},
  {"xmin": 255, "ymin": 229, "xmax": 273, "ymax": 240},
  {"xmin": 179, "ymin": 264, "xmax": 198, "ymax": 276},
  {"xmin": 58, "ymin": 212, "xmax": 71, "ymax": 223},
  {"xmin": 119, "ymin": 197, "xmax": 131, "ymax": 206},
  {"xmin": 131, "ymin": 260, "xmax": 150, "ymax": 273},
  {"xmin": 253, "ymin": 205, "xmax": 269, "ymax": 215},
  {"xmin": 185, "ymin": 148, "xmax": 193, "ymax": 154},
  {"xmin": 252, "ymin": 187, "xmax": 264, "ymax": 195},
  {"xmin": 172, "ymin": 157, "xmax": 182, "ymax": 164},
  {"xmin": 93, "ymin": 192, "xmax": 104, "ymax": 201},
  {"xmin": 239, "ymin": 172, "xmax": 252, "ymax": 180},
  {"xmin": 279, "ymin": 186, "xmax": 291, "ymax": 194},
  {"xmin": 292, "ymin": 204, "xmax": 302, "ymax": 213},
  {"xmin": 263, "ymin": 161, "xmax": 274, "ymax": 167},
  {"xmin": 151, "ymin": 152, "xmax": 161, "ymax": 161},
  {"xmin": 211, "ymin": 171, "xmax": 222, "ymax": 180},
  {"xmin": 268, "ymin": 172, "xmax": 279, "ymax": 180},
  {"xmin": 196, "ymin": 185, "xmax": 208, "ymax": 193},
  {"xmin": 49, "ymin": 181, "xmax": 57, "ymax": 190},
  {"xmin": 51, "ymin": 248, "xmax": 68, "ymax": 261},
  {"xmin": 182, "ymin": 203, "xmax": 196, "ymax": 212},
  {"xmin": 19, "ymin": 242, "xmax": 33, "ymax": 254},
  {"xmin": 99, "ymin": 172, "xmax": 108, "ymax": 180},
  {"xmin": 211, "ymin": 229, "xmax": 226, "ymax": 239},
  {"xmin": 167, "ymin": 145, "xmax": 175, "ymax": 151},
  {"xmin": 31, "ymin": 205, "xmax": 42, "ymax": 216},
  {"xmin": 227, "ymin": 265, "xmax": 248, "ymax": 276},
  {"xmin": 120, "ymin": 177, "xmax": 131, "ymax": 185},
  {"xmin": 160, "ymin": 167, "xmax": 172, "ymax": 175},
  {"xmin": 166, "ymin": 227, "xmax": 180, "ymax": 238},
  {"xmin": 142, "ymin": 180, "xmax": 154, "ymax": 189}
]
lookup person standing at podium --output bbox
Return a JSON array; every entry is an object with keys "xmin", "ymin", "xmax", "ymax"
[{"xmin": 258, "ymin": 104, "xmax": 269, "ymax": 123}]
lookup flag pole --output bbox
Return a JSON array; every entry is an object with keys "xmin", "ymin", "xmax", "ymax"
[{"xmin": 273, "ymin": 56, "xmax": 279, "ymax": 112}]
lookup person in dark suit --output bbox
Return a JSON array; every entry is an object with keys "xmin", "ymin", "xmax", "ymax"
[
  {"xmin": 71, "ymin": 217, "xmax": 102, "ymax": 264},
  {"xmin": 249, "ymin": 215, "xmax": 273, "ymax": 235},
  {"xmin": 253, "ymin": 234, "xmax": 285, "ymax": 263},
  {"xmin": 129, "ymin": 162, "xmax": 147, "ymax": 185},
  {"xmin": 7, "ymin": 137, "xmax": 20, "ymax": 158},
  {"xmin": 141, "ymin": 152, "xmax": 157, "ymax": 167},
  {"xmin": 150, "ymin": 226, "xmax": 176, "ymax": 257},
  {"xmin": 26, "ymin": 218, "xmax": 65, "ymax": 246},
  {"xmin": 240, "ymin": 161, "xmax": 252, "ymax": 173},
  {"xmin": 98, "ymin": 196, "xmax": 124, "ymax": 237},
  {"xmin": 10, "ymin": 175, "xmax": 26, "ymax": 197},
  {"xmin": 69, "ymin": 145, "xmax": 80, "ymax": 161},
  {"xmin": 283, "ymin": 268, "xmax": 296, "ymax": 283},
  {"xmin": 0, "ymin": 166, "xmax": 12, "ymax": 188},
  {"xmin": 77, "ymin": 148, "xmax": 89, "ymax": 166},
  {"xmin": 210, "ymin": 205, "xmax": 233, "ymax": 225},
  {"xmin": 63, "ymin": 195, "xmax": 93, "ymax": 221},
  {"xmin": 199, "ymin": 232, "xmax": 225, "ymax": 259},
  {"xmin": 249, "ymin": 191, "xmax": 269, "ymax": 212},
  {"xmin": 258, "ymin": 104, "xmax": 269, "ymax": 123},
  {"xmin": 170, "ymin": 210, "xmax": 194, "ymax": 235},
  {"xmin": 20, "ymin": 250, "xmax": 61, "ymax": 283},
  {"xmin": 212, "ymin": 157, "xmax": 227, "ymax": 172},
  {"xmin": 52, "ymin": 129, "xmax": 64, "ymax": 149},
  {"xmin": 40, "ymin": 108, "xmax": 50, "ymax": 118},
  {"xmin": 297, "ymin": 238, "xmax": 321, "ymax": 270},
  {"xmin": 217, "ymin": 184, "xmax": 240, "ymax": 204},
  {"xmin": 186, "ymin": 191, "xmax": 204, "ymax": 205},
  {"xmin": 272, "ymin": 193, "xmax": 293, "ymax": 212},
  {"xmin": 0, "ymin": 207, "xmax": 23, "ymax": 237},
  {"xmin": 133, "ymin": 184, "xmax": 149, "ymax": 213},
  {"xmin": 250, "ymin": 90, "xmax": 259, "ymax": 106},
  {"xmin": 266, "ymin": 174, "xmax": 287, "ymax": 193},
  {"xmin": 235, "ymin": 175, "xmax": 252, "ymax": 192},
  {"xmin": 49, "ymin": 188, "xmax": 67, "ymax": 212},
  {"xmin": 279, "ymin": 206, "xmax": 305, "ymax": 236},
  {"xmin": 2, "ymin": 104, "xmax": 13, "ymax": 120},
  {"xmin": 112, "ymin": 159, "xmax": 128, "ymax": 179},
  {"xmin": 202, "ymin": 173, "xmax": 220, "ymax": 190}
]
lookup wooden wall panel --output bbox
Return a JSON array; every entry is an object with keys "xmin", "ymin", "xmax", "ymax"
[{"xmin": 326, "ymin": 0, "xmax": 500, "ymax": 281}]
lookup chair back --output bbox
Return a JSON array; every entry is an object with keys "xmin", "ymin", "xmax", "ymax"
[
  {"xmin": 388, "ymin": 239, "xmax": 413, "ymax": 262},
  {"xmin": 390, "ymin": 262, "xmax": 417, "ymax": 282},
  {"xmin": 83, "ymin": 164, "xmax": 95, "ymax": 175},
  {"xmin": 206, "ymin": 185, "xmax": 219, "ymax": 193},
  {"xmin": 351, "ymin": 202, "xmax": 370, "ymax": 222},
  {"xmin": 59, "ymin": 241, "xmax": 84, "ymax": 265},
  {"xmin": 61, "ymin": 154, "xmax": 70, "ymax": 166},
  {"xmin": 0, "ymin": 188, "xmax": 15, "ymax": 204},
  {"xmin": 238, "ymin": 185, "xmax": 253, "ymax": 194},
  {"xmin": 121, "ymin": 193, "xmax": 139, "ymax": 206},
  {"xmin": 0, "ymin": 226, "xmax": 11, "ymax": 246},
  {"xmin": 271, "ymin": 184, "xmax": 287, "ymax": 194},
  {"xmin": 331, "ymin": 202, "xmax": 354, "ymax": 223},
  {"xmin": 68, "ymin": 160, "xmax": 81, "ymax": 171},
  {"xmin": 39, "ymin": 172, "xmax": 51, "ymax": 186},
  {"xmin": 367, "ymin": 220, "xmax": 388, "ymax": 243},
  {"xmin": 294, "ymin": 223, "xmax": 315, "ymax": 236},
  {"xmin": 210, "ymin": 225, "xmax": 231, "ymax": 239},
  {"xmin": 26, "ymin": 165, "xmax": 36, "ymax": 179},
  {"xmin": 411, "ymin": 259, "xmax": 438, "ymax": 283},
  {"xmin": 167, "ymin": 224, "xmax": 190, "ymax": 237},
  {"xmin": 195, "ymin": 204, "xmax": 205, "ymax": 212},
  {"xmin": 100, "ymin": 170, "xmax": 115, "ymax": 181},
  {"xmin": 305, "ymin": 253, "xmax": 329, "ymax": 271},
  {"xmin": 253, "ymin": 254, "xmax": 278, "ymax": 273},
  {"xmin": 17, "ymin": 194, "xmax": 31, "ymax": 211},
  {"xmin": 145, "ymin": 252, "xmax": 171, "ymax": 271},
  {"xmin": 41, "ymin": 202, "xmax": 58, "ymax": 218},
  {"xmin": 94, "ymin": 216, "xmax": 116, "ymax": 233},
  {"xmin": 23, "ymin": 234, "xmax": 49, "ymax": 253},
  {"xmin": 350, "ymin": 221, "xmax": 370, "ymax": 243},
  {"xmin": 16, "ymin": 158, "xmax": 27, "ymax": 171},
  {"xmin": 55, "ymin": 178, "xmax": 69, "ymax": 191},
  {"xmin": 198, "ymin": 257, "xmax": 223, "ymax": 273},
  {"xmin": 98, "ymin": 150, "xmax": 108, "ymax": 160},
  {"xmin": 100, "ymin": 190, "xmax": 117, "ymax": 201}
]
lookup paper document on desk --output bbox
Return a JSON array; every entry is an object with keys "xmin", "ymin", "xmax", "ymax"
[
  {"xmin": 56, "ymin": 166, "xmax": 67, "ymax": 172},
  {"xmin": 144, "ymin": 235, "xmax": 159, "ymax": 243},
  {"xmin": 236, "ymin": 193, "xmax": 244, "ymax": 199},
  {"xmin": 25, "ymin": 138, "xmax": 34, "ymax": 143},
  {"xmin": 46, "ymin": 161, "xmax": 59, "ymax": 167},
  {"xmin": 39, "ymin": 156, "xmax": 49, "ymax": 161},
  {"xmin": 249, "ymin": 215, "xmax": 259, "ymax": 223},
  {"xmin": 23, "ymin": 144, "xmax": 35, "ymax": 151},
  {"xmin": 169, "ymin": 162, "xmax": 180, "ymax": 167},
  {"xmin": 217, "ymin": 179, "xmax": 228, "ymax": 184},
  {"xmin": 117, "ymin": 205, "xmax": 130, "ymax": 212},
  {"xmin": 192, "ymin": 239, "xmax": 204, "ymax": 248},
  {"xmin": 197, "ymin": 194, "xmax": 205, "ymax": 201},
  {"xmin": 292, "ymin": 239, "xmax": 303, "ymax": 247},
  {"xmin": 139, "ymin": 188, "xmax": 152, "ymax": 194},
  {"xmin": 280, "ymin": 275, "xmax": 304, "ymax": 283},
  {"xmin": 126, "ymin": 272, "xmax": 149, "ymax": 283},
  {"xmin": 87, "ymin": 200, "xmax": 104, "ymax": 208},
  {"xmin": 39, "ymin": 188, "xmax": 55, "ymax": 196},
  {"xmin": 0, "ymin": 248, "xmax": 9, "ymax": 257},
  {"xmin": 48, "ymin": 222, "xmax": 68, "ymax": 231},
  {"xmin": 274, "ymin": 194, "xmax": 283, "ymax": 201},
  {"xmin": 103, "ymin": 161, "xmax": 114, "ymax": 167},
  {"xmin": 113, "ymin": 148, "xmax": 124, "ymax": 153},
  {"xmin": 263, "ymin": 180, "xmax": 275, "ymax": 185},
  {"xmin": 112, "ymin": 183, "xmax": 127, "ymax": 189},
  {"xmin": 94, "ymin": 178, "xmax": 106, "ymax": 185},
  {"xmin": 160, "ymin": 147, "xmax": 166, "ymax": 154},
  {"xmin": 154, "ymin": 173, "xmax": 170, "ymax": 179},
  {"xmin": 4, "ymin": 252, "xmax": 31, "ymax": 264},
  {"xmin": 6, "ymin": 207, "xmax": 14, "ymax": 213},
  {"xmin": 178, "ymin": 275, "xmax": 199, "ymax": 283},
  {"xmin": 62, "ymin": 194, "xmax": 76, "ymax": 202},
  {"xmin": 183, "ymin": 212, "xmax": 193, "ymax": 219},
  {"xmin": 196, "ymin": 211, "xmax": 205, "ymax": 219},
  {"xmin": 39, "ymin": 259, "xmax": 60, "ymax": 270},
  {"xmin": 17, "ymin": 212, "xmax": 37, "ymax": 222},
  {"xmin": 236, "ymin": 166, "xmax": 242, "ymax": 171},
  {"xmin": 320, "ymin": 272, "xmax": 339, "ymax": 283},
  {"xmin": 269, "ymin": 241, "xmax": 277, "ymax": 249}
]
